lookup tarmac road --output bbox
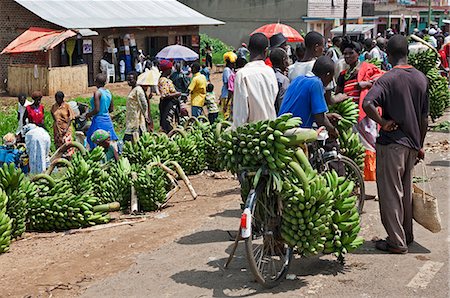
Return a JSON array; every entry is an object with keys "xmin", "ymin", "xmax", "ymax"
[{"xmin": 82, "ymin": 117, "xmax": 449, "ymax": 297}]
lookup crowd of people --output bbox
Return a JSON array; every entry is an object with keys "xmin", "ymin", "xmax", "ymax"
[
  {"xmin": 231, "ymin": 31, "xmax": 429, "ymax": 254},
  {"xmin": 0, "ymin": 27, "xmax": 440, "ymax": 255}
]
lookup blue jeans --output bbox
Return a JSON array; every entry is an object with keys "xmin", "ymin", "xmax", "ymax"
[{"xmin": 191, "ymin": 106, "xmax": 203, "ymax": 117}]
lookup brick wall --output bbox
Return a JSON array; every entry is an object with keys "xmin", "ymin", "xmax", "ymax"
[{"xmin": 0, "ymin": 0, "xmax": 62, "ymax": 91}]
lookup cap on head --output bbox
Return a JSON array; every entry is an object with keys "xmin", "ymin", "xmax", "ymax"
[{"xmin": 269, "ymin": 33, "xmax": 287, "ymax": 50}]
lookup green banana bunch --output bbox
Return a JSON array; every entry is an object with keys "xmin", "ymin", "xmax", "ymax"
[
  {"xmin": 0, "ymin": 189, "xmax": 12, "ymax": 253},
  {"xmin": 218, "ymin": 114, "xmax": 306, "ymax": 174},
  {"xmin": 329, "ymin": 98, "xmax": 359, "ymax": 131},
  {"xmin": 409, "ymin": 50, "xmax": 438, "ymax": 74},
  {"xmin": 173, "ymin": 129, "xmax": 206, "ymax": 175},
  {"xmin": 104, "ymin": 157, "xmax": 132, "ymax": 208},
  {"xmin": 426, "ymin": 68, "xmax": 450, "ymax": 121},
  {"xmin": 280, "ymin": 172, "xmax": 334, "ymax": 257},
  {"xmin": 367, "ymin": 58, "xmax": 381, "ymax": 69},
  {"xmin": 133, "ymin": 165, "xmax": 170, "ymax": 212},
  {"xmin": 122, "ymin": 133, "xmax": 178, "ymax": 169},
  {"xmin": 322, "ymin": 170, "xmax": 363, "ymax": 257},
  {"xmin": 0, "ymin": 163, "xmax": 33, "ymax": 239},
  {"xmin": 339, "ymin": 129, "xmax": 365, "ymax": 170},
  {"xmin": 28, "ymin": 177, "xmax": 110, "ymax": 231}
]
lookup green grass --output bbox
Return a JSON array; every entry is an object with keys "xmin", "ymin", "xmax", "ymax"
[{"xmin": 0, "ymin": 94, "xmax": 160, "ymax": 151}]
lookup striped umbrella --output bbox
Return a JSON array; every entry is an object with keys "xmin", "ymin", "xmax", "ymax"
[{"xmin": 251, "ymin": 23, "xmax": 304, "ymax": 42}]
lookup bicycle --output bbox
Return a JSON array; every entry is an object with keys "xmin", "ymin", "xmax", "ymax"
[{"xmin": 225, "ymin": 133, "xmax": 365, "ymax": 288}]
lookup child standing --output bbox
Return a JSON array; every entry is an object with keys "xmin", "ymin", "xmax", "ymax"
[{"xmin": 205, "ymin": 83, "xmax": 219, "ymax": 123}]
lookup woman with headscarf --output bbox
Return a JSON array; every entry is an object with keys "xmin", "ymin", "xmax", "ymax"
[
  {"xmin": 51, "ymin": 91, "xmax": 75, "ymax": 150},
  {"xmin": 90, "ymin": 129, "xmax": 119, "ymax": 162},
  {"xmin": 23, "ymin": 91, "xmax": 45, "ymax": 128},
  {"xmin": 158, "ymin": 60, "xmax": 181, "ymax": 133},
  {"xmin": 23, "ymin": 124, "xmax": 51, "ymax": 174},
  {"xmin": 0, "ymin": 133, "xmax": 21, "ymax": 168},
  {"xmin": 85, "ymin": 73, "xmax": 118, "ymax": 150},
  {"xmin": 336, "ymin": 39, "xmax": 384, "ymax": 181}
]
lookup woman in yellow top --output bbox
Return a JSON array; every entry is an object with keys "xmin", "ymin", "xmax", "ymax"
[{"xmin": 188, "ymin": 62, "xmax": 207, "ymax": 117}]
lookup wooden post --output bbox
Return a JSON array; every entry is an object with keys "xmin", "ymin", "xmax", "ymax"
[
  {"xmin": 130, "ymin": 172, "xmax": 139, "ymax": 213},
  {"xmin": 343, "ymin": 0, "xmax": 348, "ymax": 36},
  {"xmin": 48, "ymin": 50, "xmax": 52, "ymax": 68}
]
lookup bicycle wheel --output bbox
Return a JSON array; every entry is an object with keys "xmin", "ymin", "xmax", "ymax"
[
  {"xmin": 244, "ymin": 182, "xmax": 293, "ymax": 288},
  {"xmin": 324, "ymin": 155, "xmax": 365, "ymax": 214}
]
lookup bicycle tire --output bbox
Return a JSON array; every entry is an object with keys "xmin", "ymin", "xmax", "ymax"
[
  {"xmin": 244, "ymin": 183, "xmax": 293, "ymax": 288},
  {"xmin": 324, "ymin": 155, "xmax": 365, "ymax": 214}
]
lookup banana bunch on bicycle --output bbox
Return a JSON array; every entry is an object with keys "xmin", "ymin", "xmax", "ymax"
[{"xmin": 219, "ymin": 113, "xmax": 363, "ymax": 258}]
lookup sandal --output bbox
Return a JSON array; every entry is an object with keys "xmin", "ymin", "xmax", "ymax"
[{"xmin": 375, "ymin": 240, "xmax": 408, "ymax": 254}]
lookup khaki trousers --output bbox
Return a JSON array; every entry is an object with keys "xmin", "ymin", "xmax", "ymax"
[{"xmin": 376, "ymin": 143, "xmax": 418, "ymax": 250}]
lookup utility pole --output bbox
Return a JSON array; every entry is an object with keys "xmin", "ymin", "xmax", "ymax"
[
  {"xmin": 343, "ymin": 0, "xmax": 348, "ymax": 36},
  {"xmin": 428, "ymin": 0, "xmax": 432, "ymax": 28}
]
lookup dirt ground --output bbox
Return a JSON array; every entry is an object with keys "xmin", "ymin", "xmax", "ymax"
[{"xmin": 0, "ymin": 172, "xmax": 240, "ymax": 297}]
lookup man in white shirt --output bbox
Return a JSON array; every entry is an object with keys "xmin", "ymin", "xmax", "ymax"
[
  {"xmin": 364, "ymin": 38, "xmax": 382, "ymax": 60},
  {"xmin": 289, "ymin": 31, "xmax": 325, "ymax": 81},
  {"xmin": 233, "ymin": 33, "xmax": 279, "ymax": 128}
]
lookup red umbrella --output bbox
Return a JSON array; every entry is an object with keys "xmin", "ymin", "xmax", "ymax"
[{"xmin": 251, "ymin": 23, "xmax": 304, "ymax": 42}]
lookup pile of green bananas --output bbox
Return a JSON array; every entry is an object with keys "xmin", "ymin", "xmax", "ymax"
[
  {"xmin": 172, "ymin": 129, "xmax": 206, "ymax": 175},
  {"xmin": 329, "ymin": 98, "xmax": 359, "ymax": 131},
  {"xmin": 427, "ymin": 68, "xmax": 450, "ymax": 120},
  {"xmin": 339, "ymin": 129, "xmax": 365, "ymax": 170},
  {"xmin": 0, "ymin": 163, "xmax": 36, "ymax": 239},
  {"xmin": 122, "ymin": 133, "xmax": 178, "ymax": 168},
  {"xmin": 206, "ymin": 121, "xmax": 232, "ymax": 171},
  {"xmin": 323, "ymin": 170, "xmax": 364, "ymax": 256},
  {"xmin": 0, "ymin": 189, "xmax": 12, "ymax": 253},
  {"xmin": 28, "ymin": 175, "xmax": 110, "ymax": 231},
  {"xmin": 133, "ymin": 165, "xmax": 170, "ymax": 212}
]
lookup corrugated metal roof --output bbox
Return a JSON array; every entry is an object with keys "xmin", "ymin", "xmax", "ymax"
[{"xmin": 14, "ymin": 0, "xmax": 224, "ymax": 29}]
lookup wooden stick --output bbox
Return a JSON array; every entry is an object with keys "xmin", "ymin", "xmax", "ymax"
[
  {"xmin": 130, "ymin": 172, "xmax": 139, "ymax": 213},
  {"xmin": 64, "ymin": 220, "xmax": 145, "ymax": 234},
  {"xmin": 166, "ymin": 161, "xmax": 198, "ymax": 199}
]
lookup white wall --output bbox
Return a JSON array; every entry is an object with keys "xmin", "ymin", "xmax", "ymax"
[{"xmin": 308, "ymin": 0, "xmax": 363, "ymax": 18}]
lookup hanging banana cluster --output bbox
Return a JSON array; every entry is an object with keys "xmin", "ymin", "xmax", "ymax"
[
  {"xmin": 409, "ymin": 49, "xmax": 450, "ymax": 121},
  {"xmin": 427, "ymin": 68, "xmax": 450, "ymax": 120},
  {"xmin": 28, "ymin": 175, "xmax": 110, "ymax": 231},
  {"xmin": 329, "ymin": 98, "xmax": 359, "ymax": 131},
  {"xmin": 0, "ymin": 189, "xmax": 12, "ymax": 253},
  {"xmin": 323, "ymin": 171, "xmax": 364, "ymax": 256},
  {"xmin": 0, "ymin": 163, "xmax": 35, "ymax": 239},
  {"xmin": 338, "ymin": 129, "xmax": 365, "ymax": 170}
]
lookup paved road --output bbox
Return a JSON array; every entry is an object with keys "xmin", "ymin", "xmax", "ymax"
[{"xmin": 83, "ymin": 128, "xmax": 449, "ymax": 297}]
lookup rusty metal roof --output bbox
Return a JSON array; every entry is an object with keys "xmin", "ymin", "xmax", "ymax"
[{"xmin": 15, "ymin": 0, "xmax": 224, "ymax": 29}]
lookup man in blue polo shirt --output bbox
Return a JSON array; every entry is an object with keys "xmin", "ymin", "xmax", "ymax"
[{"xmin": 279, "ymin": 56, "xmax": 339, "ymax": 138}]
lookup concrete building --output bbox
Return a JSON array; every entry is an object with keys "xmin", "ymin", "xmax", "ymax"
[
  {"xmin": 304, "ymin": 0, "xmax": 364, "ymax": 39},
  {"xmin": 179, "ymin": 0, "xmax": 308, "ymax": 48},
  {"xmin": 0, "ymin": 0, "xmax": 222, "ymax": 91}
]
